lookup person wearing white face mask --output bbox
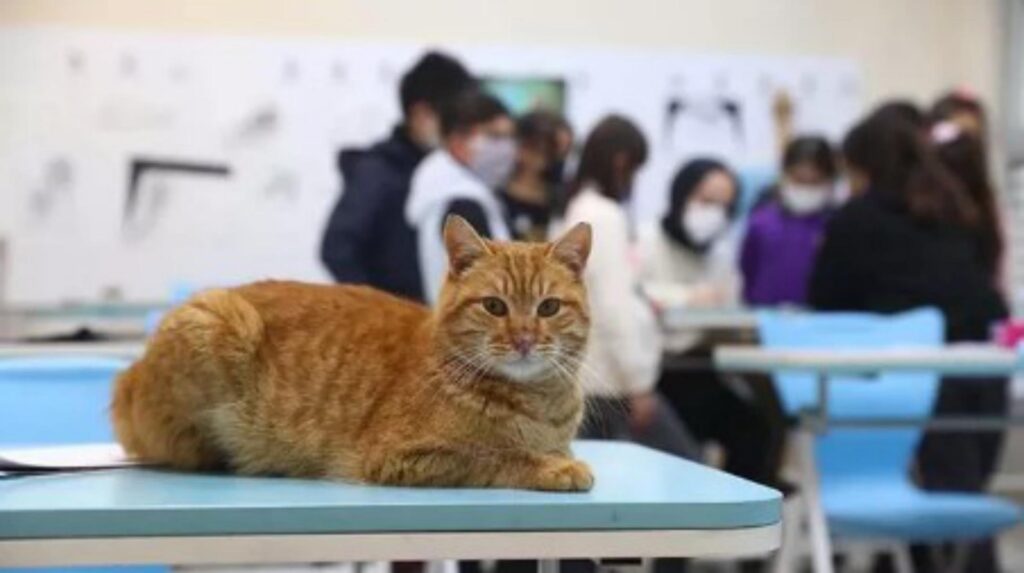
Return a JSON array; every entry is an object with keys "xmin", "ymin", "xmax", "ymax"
[
  {"xmin": 406, "ymin": 88, "xmax": 516, "ymax": 304},
  {"xmin": 739, "ymin": 136, "xmax": 838, "ymax": 306},
  {"xmin": 638, "ymin": 157, "xmax": 741, "ymax": 342},
  {"xmin": 638, "ymin": 158, "xmax": 781, "ymax": 501}
]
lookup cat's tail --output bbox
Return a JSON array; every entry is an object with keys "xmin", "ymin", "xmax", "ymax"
[{"xmin": 111, "ymin": 288, "xmax": 263, "ymax": 469}]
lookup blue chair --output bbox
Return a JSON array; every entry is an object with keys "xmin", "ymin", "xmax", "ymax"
[
  {"xmin": 736, "ymin": 164, "xmax": 778, "ymax": 215},
  {"xmin": 758, "ymin": 309, "xmax": 1021, "ymax": 570},
  {"xmin": 0, "ymin": 356, "xmax": 166, "ymax": 573}
]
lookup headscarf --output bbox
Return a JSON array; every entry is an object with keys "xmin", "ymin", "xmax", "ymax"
[{"xmin": 660, "ymin": 158, "xmax": 740, "ymax": 253}]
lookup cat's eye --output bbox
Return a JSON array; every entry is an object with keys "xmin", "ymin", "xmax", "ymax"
[
  {"xmin": 537, "ymin": 298, "xmax": 561, "ymax": 317},
  {"xmin": 482, "ymin": 297, "xmax": 508, "ymax": 317}
]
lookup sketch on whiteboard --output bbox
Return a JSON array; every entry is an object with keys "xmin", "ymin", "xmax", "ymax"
[
  {"xmin": 66, "ymin": 49, "xmax": 85, "ymax": 75},
  {"xmin": 28, "ymin": 156, "xmax": 75, "ymax": 223},
  {"xmin": 263, "ymin": 168, "xmax": 299, "ymax": 201},
  {"xmin": 226, "ymin": 104, "xmax": 280, "ymax": 146},
  {"xmin": 663, "ymin": 94, "xmax": 744, "ymax": 147},
  {"xmin": 123, "ymin": 157, "xmax": 231, "ymax": 239}
]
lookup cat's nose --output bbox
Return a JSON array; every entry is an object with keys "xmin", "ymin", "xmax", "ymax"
[{"xmin": 512, "ymin": 334, "xmax": 536, "ymax": 356}]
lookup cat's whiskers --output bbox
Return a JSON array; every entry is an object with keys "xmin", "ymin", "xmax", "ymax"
[
  {"xmin": 545, "ymin": 355, "xmax": 577, "ymax": 385},
  {"xmin": 556, "ymin": 353, "xmax": 614, "ymax": 396},
  {"xmin": 415, "ymin": 349, "xmax": 489, "ymax": 415},
  {"xmin": 457, "ymin": 352, "xmax": 493, "ymax": 387},
  {"xmin": 550, "ymin": 353, "xmax": 630, "ymax": 435},
  {"xmin": 439, "ymin": 347, "xmax": 493, "ymax": 387}
]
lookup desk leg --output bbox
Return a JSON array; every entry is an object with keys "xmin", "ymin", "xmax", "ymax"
[{"xmin": 796, "ymin": 428, "xmax": 833, "ymax": 573}]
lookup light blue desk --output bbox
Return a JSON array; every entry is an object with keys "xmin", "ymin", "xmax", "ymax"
[
  {"xmin": 0, "ymin": 342, "xmax": 144, "ymax": 359},
  {"xmin": 0, "ymin": 302, "xmax": 167, "ymax": 342},
  {"xmin": 660, "ymin": 307, "xmax": 759, "ymax": 332},
  {"xmin": 714, "ymin": 344, "xmax": 1024, "ymax": 573},
  {"xmin": 0, "ymin": 441, "xmax": 781, "ymax": 567}
]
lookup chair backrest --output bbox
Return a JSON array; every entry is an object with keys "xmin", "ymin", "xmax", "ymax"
[
  {"xmin": 758, "ymin": 309, "xmax": 944, "ymax": 482},
  {"xmin": 0, "ymin": 356, "xmax": 129, "ymax": 446},
  {"xmin": 736, "ymin": 165, "xmax": 779, "ymax": 215}
]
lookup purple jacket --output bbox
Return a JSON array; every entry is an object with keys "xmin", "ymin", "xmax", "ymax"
[{"xmin": 739, "ymin": 200, "xmax": 831, "ymax": 306}]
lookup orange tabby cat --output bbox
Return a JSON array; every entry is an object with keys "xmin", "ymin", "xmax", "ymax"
[{"xmin": 111, "ymin": 216, "xmax": 594, "ymax": 491}]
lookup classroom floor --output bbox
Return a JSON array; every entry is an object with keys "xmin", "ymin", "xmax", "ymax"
[
  {"xmin": 1002, "ymin": 527, "xmax": 1024, "ymax": 571},
  {"xmin": 1000, "ymin": 499, "xmax": 1024, "ymax": 571}
]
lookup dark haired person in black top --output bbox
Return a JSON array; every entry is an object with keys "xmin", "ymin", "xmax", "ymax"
[
  {"xmin": 502, "ymin": 110, "xmax": 574, "ymax": 241},
  {"xmin": 810, "ymin": 105, "xmax": 1008, "ymax": 573}
]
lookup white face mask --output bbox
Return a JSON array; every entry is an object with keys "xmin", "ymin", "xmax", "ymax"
[
  {"xmin": 682, "ymin": 203, "xmax": 729, "ymax": 244},
  {"xmin": 781, "ymin": 183, "xmax": 831, "ymax": 214},
  {"xmin": 467, "ymin": 135, "xmax": 516, "ymax": 189}
]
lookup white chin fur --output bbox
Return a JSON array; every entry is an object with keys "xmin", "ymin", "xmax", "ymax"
[{"xmin": 495, "ymin": 358, "xmax": 550, "ymax": 382}]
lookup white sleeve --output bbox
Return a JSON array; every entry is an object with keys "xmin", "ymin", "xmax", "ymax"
[
  {"xmin": 585, "ymin": 209, "xmax": 661, "ymax": 395},
  {"xmin": 636, "ymin": 229, "xmax": 699, "ymax": 309}
]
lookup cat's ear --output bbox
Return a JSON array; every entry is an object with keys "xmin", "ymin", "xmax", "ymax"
[
  {"xmin": 548, "ymin": 223, "xmax": 591, "ymax": 275},
  {"xmin": 444, "ymin": 215, "xmax": 491, "ymax": 276}
]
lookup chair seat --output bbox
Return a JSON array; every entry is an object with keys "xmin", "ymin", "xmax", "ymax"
[{"xmin": 823, "ymin": 478, "xmax": 1021, "ymax": 542}]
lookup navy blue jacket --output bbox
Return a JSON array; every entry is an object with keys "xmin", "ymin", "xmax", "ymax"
[{"xmin": 320, "ymin": 127, "xmax": 428, "ymax": 302}]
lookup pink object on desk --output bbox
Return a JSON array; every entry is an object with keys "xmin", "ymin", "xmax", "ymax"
[{"xmin": 993, "ymin": 319, "xmax": 1024, "ymax": 348}]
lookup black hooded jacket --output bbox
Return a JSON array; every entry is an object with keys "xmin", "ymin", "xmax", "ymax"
[{"xmin": 320, "ymin": 127, "xmax": 428, "ymax": 302}]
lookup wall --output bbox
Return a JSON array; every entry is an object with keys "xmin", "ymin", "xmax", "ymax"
[{"xmin": 0, "ymin": 0, "xmax": 1003, "ymax": 111}]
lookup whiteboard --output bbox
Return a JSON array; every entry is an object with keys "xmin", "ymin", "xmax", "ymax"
[{"xmin": 0, "ymin": 27, "xmax": 862, "ymax": 303}]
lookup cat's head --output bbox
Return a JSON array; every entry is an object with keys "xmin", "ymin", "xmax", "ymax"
[{"xmin": 434, "ymin": 215, "xmax": 591, "ymax": 384}]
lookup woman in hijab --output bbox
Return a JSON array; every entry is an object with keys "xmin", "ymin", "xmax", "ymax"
[{"xmin": 639, "ymin": 158, "xmax": 780, "ymax": 490}]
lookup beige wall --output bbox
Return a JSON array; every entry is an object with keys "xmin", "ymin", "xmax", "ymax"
[{"xmin": 0, "ymin": 0, "xmax": 1004, "ymax": 112}]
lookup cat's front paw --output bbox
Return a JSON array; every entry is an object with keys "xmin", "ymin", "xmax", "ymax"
[{"xmin": 533, "ymin": 457, "xmax": 594, "ymax": 492}]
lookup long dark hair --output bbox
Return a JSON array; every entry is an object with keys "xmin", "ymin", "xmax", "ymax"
[
  {"xmin": 933, "ymin": 127, "xmax": 1003, "ymax": 276},
  {"xmin": 872, "ymin": 100, "xmax": 927, "ymax": 131},
  {"xmin": 569, "ymin": 115, "xmax": 648, "ymax": 202},
  {"xmin": 842, "ymin": 109, "xmax": 978, "ymax": 228},
  {"xmin": 660, "ymin": 158, "xmax": 740, "ymax": 253}
]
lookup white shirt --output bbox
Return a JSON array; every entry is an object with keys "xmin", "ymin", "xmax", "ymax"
[
  {"xmin": 637, "ymin": 224, "xmax": 740, "ymax": 352},
  {"xmin": 406, "ymin": 150, "xmax": 510, "ymax": 304},
  {"xmin": 563, "ymin": 187, "xmax": 662, "ymax": 397}
]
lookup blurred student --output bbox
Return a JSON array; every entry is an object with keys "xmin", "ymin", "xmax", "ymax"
[
  {"xmin": 932, "ymin": 90, "xmax": 987, "ymax": 139},
  {"xmin": 931, "ymin": 91, "xmax": 1002, "ymax": 285},
  {"xmin": 740, "ymin": 136, "xmax": 838, "ymax": 306},
  {"xmin": 811, "ymin": 108, "xmax": 1008, "ymax": 573},
  {"xmin": 639, "ymin": 159, "xmax": 740, "ymax": 334},
  {"xmin": 873, "ymin": 99, "xmax": 928, "ymax": 131},
  {"xmin": 563, "ymin": 115, "xmax": 697, "ymax": 459},
  {"xmin": 502, "ymin": 111, "xmax": 571, "ymax": 241},
  {"xmin": 638, "ymin": 159, "xmax": 777, "ymax": 489},
  {"xmin": 931, "ymin": 120, "xmax": 1004, "ymax": 285},
  {"xmin": 406, "ymin": 88, "xmax": 516, "ymax": 303},
  {"xmin": 320, "ymin": 52, "xmax": 473, "ymax": 302}
]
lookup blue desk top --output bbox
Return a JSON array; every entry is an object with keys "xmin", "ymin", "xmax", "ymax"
[{"xmin": 0, "ymin": 441, "xmax": 780, "ymax": 539}]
